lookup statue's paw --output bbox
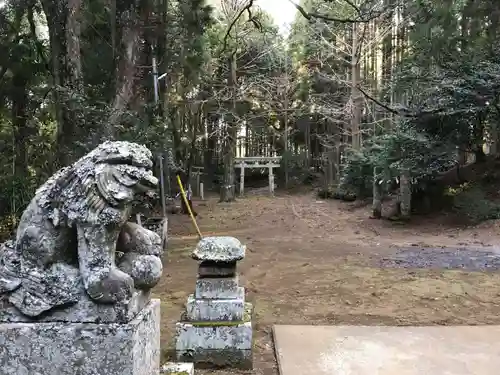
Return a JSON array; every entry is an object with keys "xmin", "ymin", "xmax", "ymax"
[
  {"xmin": 135, "ymin": 228, "xmax": 161, "ymax": 255},
  {"xmin": 144, "ymin": 231, "xmax": 162, "ymax": 257},
  {"xmin": 119, "ymin": 222, "xmax": 162, "ymax": 257},
  {"xmin": 118, "ymin": 253, "xmax": 162, "ymax": 290},
  {"xmin": 86, "ymin": 268, "xmax": 134, "ymax": 303}
]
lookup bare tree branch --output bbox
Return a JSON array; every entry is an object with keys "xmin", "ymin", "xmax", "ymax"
[
  {"xmin": 356, "ymin": 85, "xmax": 402, "ymax": 116},
  {"xmin": 288, "ymin": 0, "xmax": 388, "ymax": 24},
  {"xmin": 221, "ymin": 0, "xmax": 255, "ymax": 53}
]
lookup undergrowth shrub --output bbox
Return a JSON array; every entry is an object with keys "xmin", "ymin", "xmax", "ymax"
[
  {"xmin": 279, "ymin": 151, "xmax": 316, "ymax": 186},
  {"xmin": 0, "ymin": 174, "xmax": 39, "ymax": 241},
  {"xmin": 447, "ymin": 183, "xmax": 500, "ymax": 223},
  {"xmin": 317, "ymin": 186, "xmax": 356, "ymax": 201}
]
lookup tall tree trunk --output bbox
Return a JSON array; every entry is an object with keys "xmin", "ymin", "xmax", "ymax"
[
  {"xmin": 399, "ymin": 168, "xmax": 411, "ymax": 219},
  {"xmin": 41, "ymin": 0, "xmax": 85, "ymax": 167},
  {"xmin": 220, "ymin": 53, "xmax": 237, "ymax": 202},
  {"xmin": 41, "ymin": 0, "xmax": 68, "ymax": 167},
  {"xmin": 65, "ymin": 0, "xmax": 83, "ymax": 87},
  {"xmin": 63, "ymin": 0, "xmax": 84, "ymax": 153},
  {"xmin": 381, "ymin": 0, "xmax": 394, "ymax": 128},
  {"xmin": 457, "ymin": 0, "xmax": 474, "ymax": 162},
  {"xmin": 204, "ymin": 113, "xmax": 217, "ymax": 189},
  {"xmin": 11, "ymin": 75, "xmax": 30, "ymax": 178},
  {"xmin": 325, "ymin": 120, "xmax": 339, "ymax": 186},
  {"xmin": 371, "ymin": 167, "xmax": 382, "ymax": 219},
  {"xmin": 351, "ymin": 22, "xmax": 362, "ymax": 150},
  {"xmin": 487, "ymin": 3, "xmax": 500, "ymax": 156},
  {"xmin": 107, "ymin": 3, "xmax": 141, "ymax": 138}
]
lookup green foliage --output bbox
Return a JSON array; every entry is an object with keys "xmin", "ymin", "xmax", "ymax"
[
  {"xmin": 4, "ymin": 0, "xmax": 500, "ymax": 228},
  {"xmin": 338, "ymin": 149, "xmax": 373, "ymax": 197},
  {"xmin": 279, "ymin": 150, "xmax": 316, "ymax": 185},
  {"xmin": 317, "ymin": 186, "xmax": 356, "ymax": 201},
  {"xmin": 0, "ymin": 0, "xmax": 219, "ymax": 228},
  {"xmin": 340, "ymin": 121, "xmax": 458, "ymax": 196},
  {"xmin": 0, "ymin": 172, "xmax": 39, "ymax": 240},
  {"xmin": 450, "ymin": 184, "xmax": 500, "ymax": 224}
]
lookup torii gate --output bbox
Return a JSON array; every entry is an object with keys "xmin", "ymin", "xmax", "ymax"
[{"xmin": 234, "ymin": 156, "xmax": 282, "ymax": 196}]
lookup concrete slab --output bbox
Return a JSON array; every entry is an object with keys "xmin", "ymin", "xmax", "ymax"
[
  {"xmin": 273, "ymin": 325, "xmax": 500, "ymax": 375},
  {"xmin": 379, "ymin": 246, "xmax": 500, "ymax": 271}
]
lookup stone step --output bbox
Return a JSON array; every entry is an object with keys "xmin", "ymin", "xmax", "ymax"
[
  {"xmin": 186, "ymin": 287, "xmax": 245, "ymax": 321},
  {"xmin": 175, "ymin": 309, "xmax": 253, "ymax": 370},
  {"xmin": 195, "ymin": 276, "xmax": 239, "ymax": 299}
]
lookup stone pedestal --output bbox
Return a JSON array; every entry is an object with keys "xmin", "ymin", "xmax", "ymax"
[
  {"xmin": 175, "ymin": 237, "xmax": 253, "ymax": 369},
  {"xmin": 0, "ymin": 290, "xmax": 152, "ymax": 324},
  {"xmin": 0, "ymin": 299, "xmax": 161, "ymax": 375}
]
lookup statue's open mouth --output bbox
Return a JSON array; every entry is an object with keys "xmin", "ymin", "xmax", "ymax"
[
  {"xmin": 97, "ymin": 162, "xmax": 159, "ymax": 207},
  {"xmin": 135, "ymin": 172, "xmax": 158, "ymax": 192}
]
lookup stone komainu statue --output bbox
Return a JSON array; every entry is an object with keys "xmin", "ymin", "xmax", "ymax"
[{"xmin": 0, "ymin": 141, "xmax": 164, "ymax": 319}]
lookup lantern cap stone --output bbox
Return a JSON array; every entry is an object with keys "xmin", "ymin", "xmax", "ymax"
[{"xmin": 191, "ymin": 236, "xmax": 245, "ymax": 262}]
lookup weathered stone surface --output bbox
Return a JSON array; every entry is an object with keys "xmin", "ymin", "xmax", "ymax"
[
  {"xmin": 0, "ymin": 299, "xmax": 161, "ymax": 375},
  {"xmin": 0, "ymin": 290, "xmax": 151, "ymax": 323},
  {"xmin": 175, "ymin": 318, "xmax": 253, "ymax": 369},
  {"xmin": 142, "ymin": 217, "xmax": 169, "ymax": 252},
  {"xmin": 176, "ymin": 348, "xmax": 252, "ymax": 370},
  {"xmin": 161, "ymin": 362, "xmax": 194, "ymax": 375},
  {"xmin": 195, "ymin": 276, "xmax": 239, "ymax": 299},
  {"xmin": 0, "ymin": 141, "xmax": 164, "ymax": 322},
  {"xmin": 192, "ymin": 237, "xmax": 245, "ymax": 262},
  {"xmin": 186, "ymin": 287, "xmax": 245, "ymax": 321},
  {"xmin": 118, "ymin": 253, "xmax": 163, "ymax": 290},
  {"xmin": 176, "ymin": 320, "xmax": 253, "ymax": 351},
  {"xmin": 198, "ymin": 261, "xmax": 236, "ymax": 277}
]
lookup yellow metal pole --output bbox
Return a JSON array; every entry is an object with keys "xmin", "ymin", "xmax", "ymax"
[{"xmin": 176, "ymin": 175, "xmax": 203, "ymax": 239}]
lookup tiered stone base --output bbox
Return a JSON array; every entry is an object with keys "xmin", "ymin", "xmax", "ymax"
[
  {"xmin": 176, "ymin": 236, "xmax": 254, "ymax": 370},
  {"xmin": 0, "ymin": 299, "xmax": 161, "ymax": 375},
  {"xmin": 175, "ymin": 303, "xmax": 253, "ymax": 369}
]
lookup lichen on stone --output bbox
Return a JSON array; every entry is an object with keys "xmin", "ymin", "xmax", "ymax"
[
  {"xmin": 0, "ymin": 141, "xmax": 166, "ymax": 323},
  {"xmin": 180, "ymin": 302, "xmax": 253, "ymax": 327},
  {"xmin": 191, "ymin": 237, "xmax": 245, "ymax": 263}
]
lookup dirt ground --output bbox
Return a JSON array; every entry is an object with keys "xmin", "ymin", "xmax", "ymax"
[{"xmin": 154, "ymin": 191, "xmax": 500, "ymax": 375}]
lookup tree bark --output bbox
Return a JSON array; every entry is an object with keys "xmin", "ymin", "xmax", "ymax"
[
  {"xmin": 351, "ymin": 22, "xmax": 362, "ymax": 150},
  {"xmin": 40, "ymin": 0, "xmax": 86, "ymax": 167},
  {"xmin": 220, "ymin": 53, "xmax": 237, "ymax": 202},
  {"xmin": 41, "ymin": 0, "xmax": 68, "ymax": 167},
  {"xmin": 381, "ymin": 0, "xmax": 394, "ymax": 128},
  {"xmin": 107, "ymin": 4, "xmax": 141, "ymax": 139},
  {"xmin": 371, "ymin": 167, "xmax": 382, "ymax": 219},
  {"xmin": 204, "ymin": 113, "xmax": 217, "ymax": 189},
  {"xmin": 65, "ymin": 0, "xmax": 83, "ymax": 88},
  {"xmin": 400, "ymin": 168, "xmax": 411, "ymax": 219},
  {"xmin": 11, "ymin": 74, "xmax": 30, "ymax": 178}
]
